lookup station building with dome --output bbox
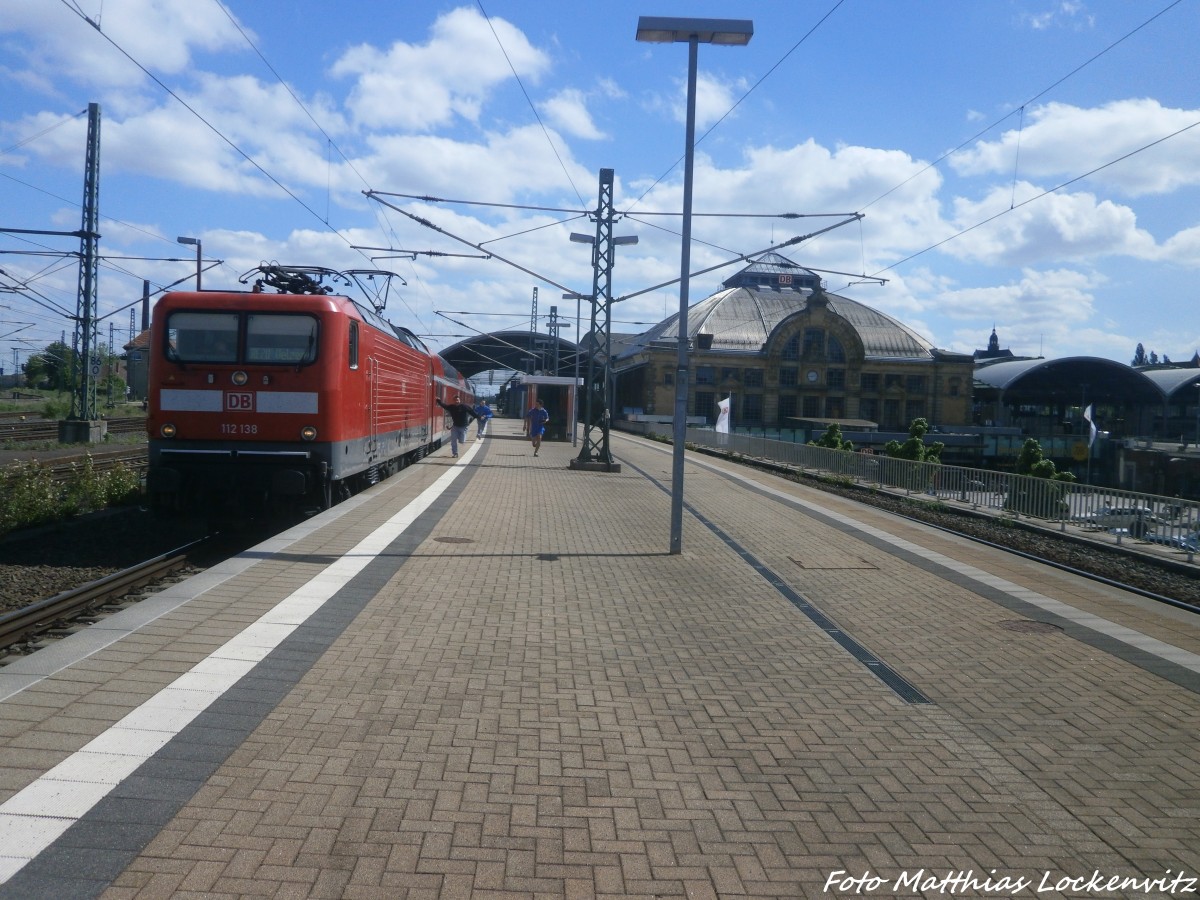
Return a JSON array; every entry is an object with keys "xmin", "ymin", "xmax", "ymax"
[{"xmin": 611, "ymin": 252, "xmax": 975, "ymax": 431}]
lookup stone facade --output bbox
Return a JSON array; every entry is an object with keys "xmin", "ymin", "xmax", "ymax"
[{"xmin": 613, "ymin": 253, "xmax": 974, "ymax": 430}]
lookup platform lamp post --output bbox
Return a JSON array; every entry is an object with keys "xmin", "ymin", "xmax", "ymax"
[
  {"xmin": 176, "ymin": 236, "xmax": 201, "ymax": 290},
  {"xmin": 636, "ymin": 15, "xmax": 753, "ymax": 555},
  {"xmin": 562, "ymin": 291, "xmax": 591, "ymax": 447}
]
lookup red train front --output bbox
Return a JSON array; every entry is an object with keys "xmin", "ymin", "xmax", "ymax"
[{"xmin": 146, "ymin": 265, "xmax": 471, "ymax": 522}]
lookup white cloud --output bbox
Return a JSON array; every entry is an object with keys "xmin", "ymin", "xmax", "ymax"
[
  {"xmin": 937, "ymin": 267, "xmax": 1108, "ymax": 357},
  {"xmin": 945, "ymin": 182, "xmax": 1157, "ymax": 266},
  {"xmin": 625, "ymin": 140, "xmax": 950, "ymax": 280},
  {"xmin": 330, "ymin": 7, "xmax": 550, "ymax": 132},
  {"xmin": 951, "ymin": 99, "xmax": 1200, "ymax": 197},
  {"xmin": 1019, "ymin": 1, "xmax": 1095, "ymax": 32},
  {"xmin": 939, "ymin": 267, "xmax": 1101, "ymax": 325},
  {"xmin": 539, "ymin": 89, "xmax": 606, "ymax": 140},
  {"xmin": 640, "ymin": 71, "xmax": 744, "ymax": 132},
  {"xmin": 0, "ymin": 0, "xmax": 249, "ymax": 92},
  {"xmin": 360, "ymin": 124, "xmax": 590, "ymax": 206},
  {"xmin": 1159, "ymin": 224, "xmax": 1200, "ymax": 267}
]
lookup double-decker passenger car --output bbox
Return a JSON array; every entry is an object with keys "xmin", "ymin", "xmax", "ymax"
[{"xmin": 146, "ymin": 265, "xmax": 471, "ymax": 522}]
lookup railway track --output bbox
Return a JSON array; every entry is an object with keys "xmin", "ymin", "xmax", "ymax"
[
  {"xmin": 44, "ymin": 447, "xmax": 148, "ymax": 480},
  {"xmin": 0, "ymin": 537, "xmax": 207, "ymax": 658},
  {"xmin": 0, "ymin": 416, "xmax": 145, "ymax": 444}
]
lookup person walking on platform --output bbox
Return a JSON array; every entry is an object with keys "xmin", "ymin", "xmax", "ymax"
[
  {"xmin": 473, "ymin": 400, "xmax": 493, "ymax": 438},
  {"xmin": 524, "ymin": 398, "xmax": 549, "ymax": 456},
  {"xmin": 436, "ymin": 394, "xmax": 477, "ymax": 457}
]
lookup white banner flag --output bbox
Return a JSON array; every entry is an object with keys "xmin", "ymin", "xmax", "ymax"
[
  {"xmin": 715, "ymin": 396, "xmax": 731, "ymax": 434},
  {"xmin": 1083, "ymin": 403, "xmax": 1097, "ymax": 447}
]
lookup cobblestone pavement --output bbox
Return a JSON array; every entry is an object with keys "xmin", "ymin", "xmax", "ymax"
[{"xmin": 0, "ymin": 422, "xmax": 1197, "ymax": 898}]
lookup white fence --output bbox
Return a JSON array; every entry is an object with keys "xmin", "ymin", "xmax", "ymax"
[{"xmin": 648, "ymin": 424, "xmax": 1200, "ymax": 566}]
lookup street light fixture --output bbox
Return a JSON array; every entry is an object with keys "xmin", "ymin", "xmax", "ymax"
[
  {"xmin": 563, "ymin": 292, "xmax": 590, "ymax": 447},
  {"xmin": 636, "ymin": 15, "xmax": 752, "ymax": 555},
  {"xmin": 176, "ymin": 236, "xmax": 202, "ymax": 290}
]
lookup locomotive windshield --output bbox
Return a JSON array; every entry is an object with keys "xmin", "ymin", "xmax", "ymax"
[
  {"xmin": 164, "ymin": 310, "xmax": 319, "ymax": 365},
  {"xmin": 166, "ymin": 312, "xmax": 239, "ymax": 363},
  {"xmin": 246, "ymin": 314, "xmax": 318, "ymax": 364}
]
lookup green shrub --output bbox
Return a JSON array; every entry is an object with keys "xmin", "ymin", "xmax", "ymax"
[
  {"xmin": 40, "ymin": 395, "xmax": 71, "ymax": 420},
  {"xmin": 0, "ymin": 462, "xmax": 59, "ymax": 534},
  {"xmin": 0, "ymin": 456, "xmax": 142, "ymax": 536},
  {"xmin": 811, "ymin": 423, "xmax": 855, "ymax": 452}
]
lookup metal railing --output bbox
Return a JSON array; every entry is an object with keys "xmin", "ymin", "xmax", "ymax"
[{"xmin": 648, "ymin": 424, "xmax": 1200, "ymax": 566}]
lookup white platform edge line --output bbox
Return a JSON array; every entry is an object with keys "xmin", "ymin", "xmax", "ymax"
[{"xmin": 0, "ymin": 442, "xmax": 476, "ymax": 882}]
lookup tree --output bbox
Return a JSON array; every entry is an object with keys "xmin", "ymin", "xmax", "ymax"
[
  {"xmin": 811, "ymin": 423, "xmax": 854, "ymax": 451},
  {"xmin": 1132, "ymin": 343, "xmax": 1148, "ymax": 366},
  {"xmin": 1007, "ymin": 437, "xmax": 1076, "ymax": 518},
  {"xmin": 23, "ymin": 341, "xmax": 76, "ymax": 392},
  {"xmin": 883, "ymin": 418, "xmax": 943, "ymax": 463},
  {"xmin": 1015, "ymin": 437, "xmax": 1076, "ymax": 482}
]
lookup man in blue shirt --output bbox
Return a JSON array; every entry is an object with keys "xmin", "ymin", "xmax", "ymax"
[
  {"xmin": 523, "ymin": 398, "xmax": 549, "ymax": 456},
  {"xmin": 473, "ymin": 400, "xmax": 493, "ymax": 438}
]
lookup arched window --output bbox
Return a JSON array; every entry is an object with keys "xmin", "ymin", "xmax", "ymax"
[
  {"xmin": 828, "ymin": 334, "xmax": 845, "ymax": 363},
  {"xmin": 781, "ymin": 335, "xmax": 801, "ymax": 360},
  {"xmin": 803, "ymin": 328, "xmax": 824, "ymax": 359}
]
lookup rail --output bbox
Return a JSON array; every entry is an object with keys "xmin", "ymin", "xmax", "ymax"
[
  {"xmin": 0, "ymin": 416, "xmax": 145, "ymax": 444},
  {"xmin": 657, "ymin": 425, "xmax": 1200, "ymax": 567},
  {"xmin": 0, "ymin": 538, "xmax": 205, "ymax": 652}
]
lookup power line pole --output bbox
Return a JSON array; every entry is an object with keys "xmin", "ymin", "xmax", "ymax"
[
  {"xmin": 572, "ymin": 168, "xmax": 621, "ymax": 472},
  {"xmin": 70, "ymin": 102, "xmax": 102, "ymax": 427}
]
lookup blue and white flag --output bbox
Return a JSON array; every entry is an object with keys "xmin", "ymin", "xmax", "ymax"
[{"xmin": 1083, "ymin": 403, "xmax": 1097, "ymax": 447}]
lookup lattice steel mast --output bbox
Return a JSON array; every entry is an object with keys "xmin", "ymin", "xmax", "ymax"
[
  {"xmin": 573, "ymin": 168, "xmax": 618, "ymax": 469},
  {"xmin": 71, "ymin": 102, "xmax": 101, "ymax": 422}
]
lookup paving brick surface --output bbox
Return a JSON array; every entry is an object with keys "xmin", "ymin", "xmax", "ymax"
[{"xmin": 2, "ymin": 423, "xmax": 1199, "ymax": 898}]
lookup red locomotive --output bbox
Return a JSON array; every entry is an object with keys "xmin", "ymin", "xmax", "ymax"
[{"xmin": 146, "ymin": 264, "xmax": 472, "ymax": 522}]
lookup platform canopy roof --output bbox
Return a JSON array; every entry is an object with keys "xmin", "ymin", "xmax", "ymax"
[
  {"xmin": 973, "ymin": 357, "xmax": 1163, "ymax": 404},
  {"xmin": 439, "ymin": 329, "xmax": 581, "ymax": 379},
  {"xmin": 1136, "ymin": 367, "xmax": 1200, "ymax": 402}
]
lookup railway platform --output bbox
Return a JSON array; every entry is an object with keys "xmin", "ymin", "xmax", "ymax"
[{"xmin": 1, "ymin": 419, "xmax": 1198, "ymax": 898}]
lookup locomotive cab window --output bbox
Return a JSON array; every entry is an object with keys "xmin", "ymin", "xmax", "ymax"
[
  {"xmin": 349, "ymin": 321, "xmax": 359, "ymax": 370},
  {"xmin": 166, "ymin": 311, "xmax": 239, "ymax": 363},
  {"xmin": 246, "ymin": 314, "xmax": 319, "ymax": 365}
]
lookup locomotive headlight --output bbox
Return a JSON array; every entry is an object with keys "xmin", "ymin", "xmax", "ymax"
[
  {"xmin": 232, "ymin": 370, "xmax": 249, "ymax": 386},
  {"xmin": 300, "ymin": 426, "xmax": 317, "ymax": 441},
  {"xmin": 160, "ymin": 423, "xmax": 177, "ymax": 438}
]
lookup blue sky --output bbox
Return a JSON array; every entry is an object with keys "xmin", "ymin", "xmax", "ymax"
[{"xmin": 2, "ymin": 0, "xmax": 1198, "ymax": 378}]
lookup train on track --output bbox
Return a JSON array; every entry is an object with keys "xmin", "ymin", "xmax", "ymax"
[{"xmin": 145, "ymin": 264, "xmax": 473, "ymax": 524}]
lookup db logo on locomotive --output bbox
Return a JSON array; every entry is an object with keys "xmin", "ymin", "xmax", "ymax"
[{"xmin": 226, "ymin": 391, "xmax": 255, "ymax": 411}]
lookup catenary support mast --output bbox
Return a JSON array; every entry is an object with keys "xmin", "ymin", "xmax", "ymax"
[
  {"xmin": 573, "ymin": 168, "xmax": 618, "ymax": 470},
  {"xmin": 71, "ymin": 102, "xmax": 101, "ymax": 422}
]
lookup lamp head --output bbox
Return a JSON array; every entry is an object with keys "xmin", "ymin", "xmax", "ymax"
[{"xmin": 635, "ymin": 16, "xmax": 753, "ymax": 45}]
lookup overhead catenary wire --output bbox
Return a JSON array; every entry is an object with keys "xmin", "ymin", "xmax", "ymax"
[
  {"xmin": 856, "ymin": 0, "xmax": 1187, "ymax": 214},
  {"xmin": 615, "ymin": 215, "xmax": 864, "ymax": 305},
  {"xmin": 626, "ymin": 0, "xmax": 849, "ymax": 212},
  {"xmin": 211, "ymin": 0, "xmax": 375, "ymax": 200},
  {"xmin": 864, "ymin": 118, "xmax": 1200, "ymax": 280},
  {"xmin": 44, "ymin": 0, "xmax": 433, "ymax": 331},
  {"xmin": 475, "ymin": 0, "xmax": 587, "ymax": 209},
  {"xmin": 53, "ymin": 1, "xmax": 332, "ymax": 242}
]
